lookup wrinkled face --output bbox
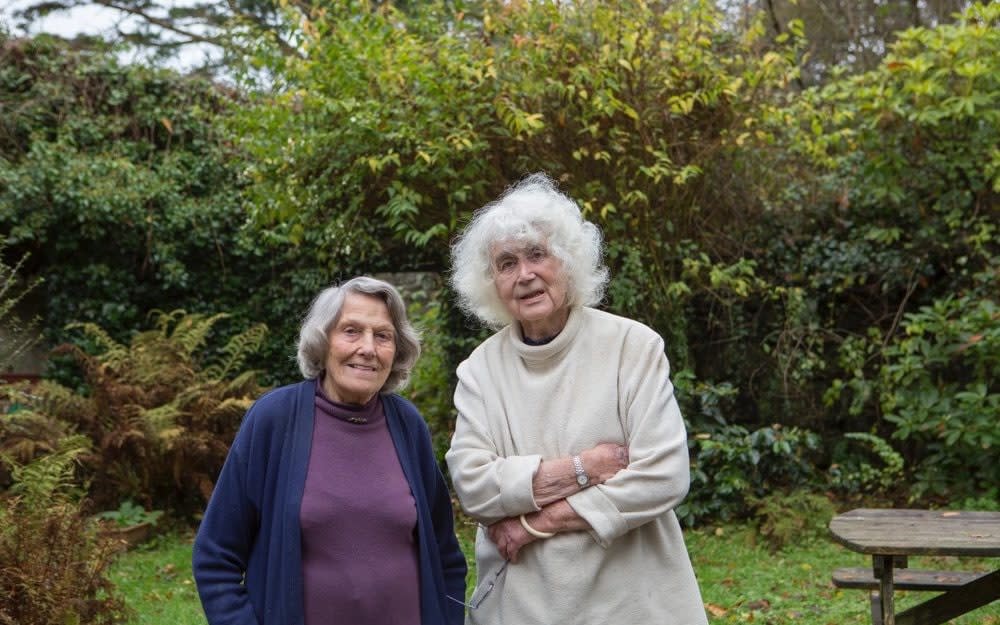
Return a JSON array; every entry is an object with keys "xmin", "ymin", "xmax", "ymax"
[
  {"xmin": 323, "ymin": 293, "xmax": 396, "ymax": 405},
  {"xmin": 491, "ymin": 240, "xmax": 569, "ymax": 337}
]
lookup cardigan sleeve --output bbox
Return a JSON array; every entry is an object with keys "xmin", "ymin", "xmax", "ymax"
[
  {"xmin": 446, "ymin": 359, "xmax": 543, "ymax": 525},
  {"xmin": 419, "ymin": 420, "xmax": 468, "ymax": 625},
  {"xmin": 192, "ymin": 412, "xmax": 262, "ymax": 625},
  {"xmin": 565, "ymin": 330, "xmax": 691, "ymax": 548},
  {"xmin": 386, "ymin": 396, "xmax": 467, "ymax": 625}
]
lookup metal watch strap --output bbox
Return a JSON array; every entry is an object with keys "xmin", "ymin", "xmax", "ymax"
[{"xmin": 572, "ymin": 454, "xmax": 589, "ymax": 486}]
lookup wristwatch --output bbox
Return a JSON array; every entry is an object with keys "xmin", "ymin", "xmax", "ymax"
[{"xmin": 572, "ymin": 454, "xmax": 589, "ymax": 487}]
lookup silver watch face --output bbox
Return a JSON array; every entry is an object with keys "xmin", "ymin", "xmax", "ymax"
[{"xmin": 577, "ymin": 474, "xmax": 589, "ymax": 486}]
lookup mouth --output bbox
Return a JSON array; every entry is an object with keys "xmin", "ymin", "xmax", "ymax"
[
  {"xmin": 347, "ymin": 364, "xmax": 378, "ymax": 373},
  {"xmin": 518, "ymin": 289, "xmax": 545, "ymax": 301}
]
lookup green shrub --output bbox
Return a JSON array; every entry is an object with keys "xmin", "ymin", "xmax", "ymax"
[
  {"xmin": 406, "ymin": 291, "xmax": 457, "ymax": 464},
  {"xmin": 828, "ymin": 432, "xmax": 905, "ymax": 498},
  {"xmin": 750, "ymin": 490, "xmax": 837, "ymax": 552},
  {"xmin": 680, "ymin": 422, "xmax": 822, "ymax": 526},
  {"xmin": 880, "ymin": 289, "xmax": 999, "ymax": 500},
  {"xmin": 0, "ymin": 33, "xmax": 313, "ymax": 387},
  {"xmin": 758, "ymin": 3, "xmax": 999, "ymax": 500}
]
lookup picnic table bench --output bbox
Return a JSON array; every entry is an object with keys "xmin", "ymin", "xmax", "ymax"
[{"xmin": 828, "ymin": 508, "xmax": 1000, "ymax": 625}]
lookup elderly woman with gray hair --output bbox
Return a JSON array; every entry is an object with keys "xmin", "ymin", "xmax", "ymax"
[
  {"xmin": 446, "ymin": 174, "xmax": 707, "ymax": 624},
  {"xmin": 193, "ymin": 276, "xmax": 466, "ymax": 625}
]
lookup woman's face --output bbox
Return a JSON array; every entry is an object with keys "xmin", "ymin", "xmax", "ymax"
[
  {"xmin": 491, "ymin": 240, "xmax": 569, "ymax": 338},
  {"xmin": 323, "ymin": 293, "xmax": 397, "ymax": 405}
]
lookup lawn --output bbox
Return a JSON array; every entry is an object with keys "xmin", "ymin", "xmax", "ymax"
[{"xmin": 113, "ymin": 520, "xmax": 1000, "ymax": 625}]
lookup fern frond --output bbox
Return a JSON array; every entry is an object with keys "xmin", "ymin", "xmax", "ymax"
[
  {"xmin": 164, "ymin": 311, "xmax": 229, "ymax": 358},
  {"xmin": 209, "ymin": 397, "xmax": 255, "ymax": 423},
  {"xmin": 204, "ymin": 323, "xmax": 268, "ymax": 381},
  {"xmin": 139, "ymin": 402, "xmax": 183, "ymax": 439},
  {"xmin": 64, "ymin": 322, "xmax": 127, "ymax": 361},
  {"xmin": 147, "ymin": 308, "xmax": 187, "ymax": 334},
  {"xmin": 30, "ymin": 380, "xmax": 95, "ymax": 421},
  {"xmin": 0, "ymin": 407, "xmax": 71, "ymax": 463},
  {"xmin": 225, "ymin": 370, "xmax": 264, "ymax": 396},
  {"xmin": 2, "ymin": 436, "xmax": 90, "ymax": 504}
]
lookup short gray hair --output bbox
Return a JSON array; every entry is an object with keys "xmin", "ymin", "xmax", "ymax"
[
  {"xmin": 450, "ymin": 173, "xmax": 609, "ymax": 328},
  {"xmin": 296, "ymin": 276, "xmax": 420, "ymax": 394}
]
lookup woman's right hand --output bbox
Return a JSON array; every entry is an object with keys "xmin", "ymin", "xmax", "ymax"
[{"xmin": 580, "ymin": 442, "xmax": 628, "ymax": 484}]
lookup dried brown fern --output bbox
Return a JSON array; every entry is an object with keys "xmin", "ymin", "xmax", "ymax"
[
  {"xmin": 0, "ymin": 443, "xmax": 131, "ymax": 625},
  {"xmin": 27, "ymin": 309, "xmax": 269, "ymax": 516}
]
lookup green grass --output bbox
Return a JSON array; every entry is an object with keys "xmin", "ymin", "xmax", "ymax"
[
  {"xmin": 686, "ymin": 523, "xmax": 1000, "ymax": 625},
  {"xmin": 109, "ymin": 530, "xmax": 204, "ymax": 625},
  {"xmin": 113, "ymin": 522, "xmax": 1000, "ymax": 625}
]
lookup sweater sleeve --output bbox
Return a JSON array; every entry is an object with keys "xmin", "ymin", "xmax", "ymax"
[
  {"xmin": 446, "ymin": 359, "xmax": 543, "ymax": 525},
  {"xmin": 565, "ymin": 331, "xmax": 691, "ymax": 548},
  {"xmin": 192, "ymin": 413, "xmax": 261, "ymax": 625}
]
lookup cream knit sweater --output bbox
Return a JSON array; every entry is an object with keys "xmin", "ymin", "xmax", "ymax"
[{"xmin": 447, "ymin": 306, "xmax": 707, "ymax": 625}]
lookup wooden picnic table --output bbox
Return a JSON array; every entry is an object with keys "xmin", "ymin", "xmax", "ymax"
[{"xmin": 829, "ymin": 508, "xmax": 1000, "ymax": 625}]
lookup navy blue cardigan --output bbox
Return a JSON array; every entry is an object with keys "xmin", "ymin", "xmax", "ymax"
[{"xmin": 192, "ymin": 380, "xmax": 467, "ymax": 625}]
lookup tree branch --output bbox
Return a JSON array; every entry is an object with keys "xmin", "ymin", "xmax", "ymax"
[{"xmin": 93, "ymin": 0, "xmax": 303, "ymax": 59}]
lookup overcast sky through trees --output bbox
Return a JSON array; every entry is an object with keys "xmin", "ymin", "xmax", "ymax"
[{"xmin": 0, "ymin": 0, "xmax": 214, "ymax": 70}]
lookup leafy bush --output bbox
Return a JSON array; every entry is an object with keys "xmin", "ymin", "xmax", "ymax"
[
  {"xmin": 828, "ymin": 432, "xmax": 905, "ymax": 499},
  {"xmin": 680, "ymin": 422, "xmax": 822, "ymax": 526},
  {"xmin": 5, "ymin": 310, "xmax": 267, "ymax": 517},
  {"xmin": 406, "ymin": 291, "xmax": 457, "ymax": 463},
  {"xmin": 879, "ymin": 290, "xmax": 999, "ymax": 500},
  {"xmin": 756, "ymin": 2, "xmax": 999, "ymax": 499},
  {"xmin": 0, "ymin": 441, "xmax": 132, "ymax": 625},
  {"xmin": 232, "ymin": 0, "xmax": 800, "ymax": 390},
  {"xmin": 750, "ymin": 490, "xmax": 837, "ymax": 552},
  {"xmin": 0, "ymin": 32, "xmax": 313, "ymax": 386}
]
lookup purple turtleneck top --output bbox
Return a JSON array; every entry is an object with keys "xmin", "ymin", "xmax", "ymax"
[{"xmin": 300, "ymin": 385, "xmax": 420, "ymax": 625}]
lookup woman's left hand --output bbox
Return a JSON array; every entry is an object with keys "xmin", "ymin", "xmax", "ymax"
[{"xmin": 487, "ymin": 516, "xmax": 536, "ymax": 563}]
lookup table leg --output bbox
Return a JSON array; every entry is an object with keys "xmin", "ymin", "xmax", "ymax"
[
  {"xmin": 874, "ymin": 555, "xmax": 896, "ymax": 625},
  {"xmin": 895, "ymin": 569, "xmax": 1000, "ymax": 625}
]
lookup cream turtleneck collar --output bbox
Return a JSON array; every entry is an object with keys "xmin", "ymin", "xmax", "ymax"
[{"xmin": 508, "ymin": 306, "xmax": 584, "ymax": 365}]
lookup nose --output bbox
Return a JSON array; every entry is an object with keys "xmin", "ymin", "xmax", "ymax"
[
  {"xmin": 356, "ymin": 330, "xmax": 376, "ymax": 355},
  {"xmin": 516, "ymin": 260, "xmax": 536, "ymax": 281}
]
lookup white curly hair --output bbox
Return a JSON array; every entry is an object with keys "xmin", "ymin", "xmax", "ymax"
[{"xmin": 450, "ymin": 173, "xmax": 609, "ymax": 328}]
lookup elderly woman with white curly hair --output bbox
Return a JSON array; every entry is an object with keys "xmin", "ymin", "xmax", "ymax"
[
  {"xmin": 193, "ymin": 276, "xmax": 466, "ymax": 625},
  {"xmin": 446, "ymin": 174, "xmax": 707, "ymax": 624}
]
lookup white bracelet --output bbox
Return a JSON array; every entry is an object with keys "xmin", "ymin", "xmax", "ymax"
[{"xmin": 519, "ymin": 514, "xmax": 555, "ymax": 539}]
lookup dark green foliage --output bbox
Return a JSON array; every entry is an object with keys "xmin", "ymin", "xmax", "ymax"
[
  {"xmin": 680, "ymin": 422, "xmax": 823, "ymax": 526},
  {"xmin": 2, "ymin": 1, "xmax": 998, "ymax": 525},
  {"xmin": 405, "ymin": 280, "xmax": 491, "ymax": 465},
  {"xmin": 760, "ymin": 3, "xmax": 999, "ymax": 500},
  {"xmin": 879, "ymin": 291, "xmax": 999, "ymax": 499},
  {"xmin": 406, "ymin": 289, "xmax": 458, "ymax": 463},
  {"xmin": 0, "ymin": 442, "xmax": 133, "ymax": 625},
  {"xmin": 0, "ymin": 32, "xmax": 319, "ymax": 387},
  {"xmin": 96, "ymin": 499, "xmax": 164, "ymax": 527}
]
